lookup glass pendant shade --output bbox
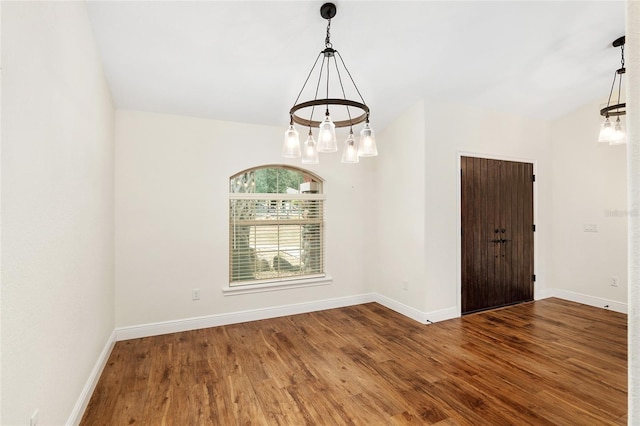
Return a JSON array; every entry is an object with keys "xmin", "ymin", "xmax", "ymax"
[
  {"xmin": 301, "ymin": 132, "xmax": 319, "ymax": 164},
  {"xmin": 341, "ymin": 131, "xmax": 359, "ymax": 163},
  {"xmin": 358, "ymin": 122, "xmax": 378, "ymax": 157},
  {"xmin": 609, "ymin": 117, "xmax": 627, "ymax": 145},
  {"xmin": 598, "ymin": 117, "xmax": 614, "ymax": 143},
  {"xmin": 317, "ymin": 114, "xmax": 338, "ymax": 153},
  {"xmin": 282, "ymin": 125, "xmax": 301, "ymax": 157}
]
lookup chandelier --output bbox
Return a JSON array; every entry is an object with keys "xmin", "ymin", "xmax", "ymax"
[
  {"xmin": 598, "ymin": 36, "xmax": 626, "ymax": 145},
  {"xmin": 282, "ymin": 3, "xmax": 377, "ymax": 164}
]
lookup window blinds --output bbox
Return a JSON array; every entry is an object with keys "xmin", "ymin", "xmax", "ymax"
[{"xmin": 229, "ymin": 193, "xmax": 325, "ymax": 285}]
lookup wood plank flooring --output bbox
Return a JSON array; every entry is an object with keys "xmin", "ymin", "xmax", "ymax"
[{"xmin": 81, "ymin": 298, "xmax": 627, "ymax": 425}]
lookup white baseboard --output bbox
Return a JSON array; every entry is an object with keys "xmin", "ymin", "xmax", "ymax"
[
  {"xmin": 89, "ymin": 290, "xmax": 629, "ymax": 344},
  {"xmin": 425, "ymin": 306, "xmax": 459, "ymax": 323},
  {"xmin": 116, "ymin": 293, "xmax": 377, "ymax": 341},
  {"xmin": 116, "ymin": 294, "xmax": 461, "ymax": 342},
  {"xmin": 535, "ymin": 287, "xmax": 553, "ymax": 301},
  {"xmin": 66, "ymin": 329, "xmax": 116, "ymax": 426},
  {"xmin": 373, "ymin": 294, "xmax": 458, "ymax": 324},
  {"xmin": 542, "ymin": 288, "xmax": 627, "ymax": 314},
  {"xmin": 374, "ymin": 294, "xmax": 429, "ymax": 323},
  {"xmin": 116, "ymin": 293, "xmax": 459, "ymax": 341}
]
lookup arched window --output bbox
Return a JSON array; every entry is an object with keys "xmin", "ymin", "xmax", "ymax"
[{"xmin": 229, "ymin": 165, "xmax": 324, "ymax": 286}]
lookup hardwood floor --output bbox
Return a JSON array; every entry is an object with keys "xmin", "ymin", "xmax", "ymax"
[{"xmin": 81, "ymin": 298, "xmax": 627, "ymax": 425}]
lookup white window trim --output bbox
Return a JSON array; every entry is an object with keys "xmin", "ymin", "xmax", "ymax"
[{"xmin": 222, "ymin": 274, "xmax": 333, "ymax": 296}]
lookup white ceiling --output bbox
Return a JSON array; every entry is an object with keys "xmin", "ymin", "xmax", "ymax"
[{"xmin": 86, "ymin": 1, "xmax": 626, "ymax": 131}]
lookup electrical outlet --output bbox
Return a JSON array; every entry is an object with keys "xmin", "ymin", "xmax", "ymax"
[
  {"xmin": 192, "ymin": 288, "xmax": 200, "ymax": 300},
  {"xmin": 402, "ymin": 281, "xmax": 408, "ymax": 291},
  {"xmin": 30, "ymin": 409, "xmax": 39, "ymax": 426},
  {"xmin": 611, "ymin": 276, "xmax": 619, "ymax": 287},
  {"xmin": 583, "ymin": 223, "xmax": 598, "ymax": 232}
]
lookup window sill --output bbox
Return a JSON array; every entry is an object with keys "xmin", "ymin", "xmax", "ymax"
[{"xmin": 223, "ymin": 275, "xmax": 333, "ymax": 296}]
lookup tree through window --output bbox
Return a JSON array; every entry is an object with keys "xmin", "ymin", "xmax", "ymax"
[{"xmin": 229, "ymin": 166, "xmax": 324, "ymax": 285}]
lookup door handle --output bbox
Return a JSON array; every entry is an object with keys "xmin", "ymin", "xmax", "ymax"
[{"xmin": 490, "ymin": 239, "xmax": 511, "ymax": 244}]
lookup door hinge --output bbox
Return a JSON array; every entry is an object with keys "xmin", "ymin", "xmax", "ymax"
[
  {"xmin": 532, "ymin": 274, "xmax": 536, "ymax": 282},
  {"xmin": 532, "ymin": 174, "xmax": 536, "ymax": 182},
  {"xmin": 532, "ymin": 224, "xmax": 536, "ymax": 232}
]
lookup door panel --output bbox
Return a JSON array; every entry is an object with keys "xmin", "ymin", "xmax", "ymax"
[{"xmin": 461, "ymin": 156, "xmax": 534, "ymax": 314}]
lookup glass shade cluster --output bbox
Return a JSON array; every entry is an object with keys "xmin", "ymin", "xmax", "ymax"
[
  {"xmin": 282, "ymin": 115, "xmax": 377, "ymax": 164},
  {"xmin": 598, "ymin": 115, "xmax": 626, "ymax": 145}
]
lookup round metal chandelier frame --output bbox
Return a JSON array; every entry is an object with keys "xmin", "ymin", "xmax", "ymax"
[{"xmin": 290, "ymin": 99, "xmax": 369, "ymax": 128}]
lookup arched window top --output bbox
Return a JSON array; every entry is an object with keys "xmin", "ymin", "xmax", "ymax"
[{"xmin": 230, "ymin": 165, "xmax": 323, "ymax": 194}]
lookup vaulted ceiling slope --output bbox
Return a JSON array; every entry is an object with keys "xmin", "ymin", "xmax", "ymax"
[{"xmin": 86, "ymin": 1, "xmax": 626, "ymax": 131}]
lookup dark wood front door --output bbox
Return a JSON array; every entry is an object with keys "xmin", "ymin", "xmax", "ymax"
[{"xmin": 461, "ymin": 156, "xmax": 534, "ymax": 314}]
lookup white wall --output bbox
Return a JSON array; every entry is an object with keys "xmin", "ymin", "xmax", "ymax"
[
  {"xmin": 549, "ymin": 100, "xmax": 627, "ymax": 307},
  {"xmin": 1, "ymin": 2, "xmax": 115, "ymax": 425},
  {"xmin": 115, "ymin": 110, "xmax": 372, "ymax": 327},
  {"xmin": 367, "ymin": 101, "xmax": 429, "ymax": 312},
  {"xmin": 372, "ymin": 99, "xmax": 552, "ymax": 317},
  {"xmin": 626, "ymin": 1, "xmax": 640, "ymax": 420},
  {"xmin": 0, "ymin": 0, "xmax": 4, "ymax": 417}
]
